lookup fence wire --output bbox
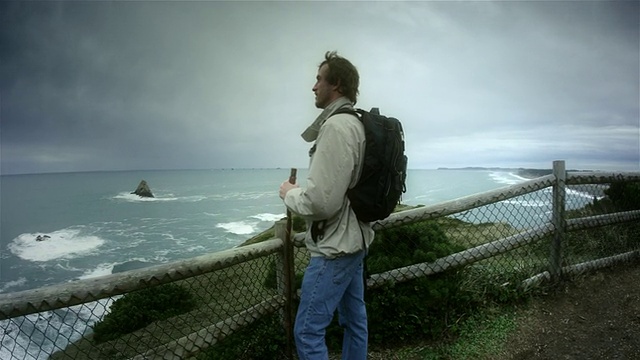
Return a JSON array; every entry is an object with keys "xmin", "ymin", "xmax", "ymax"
[
  {"xmin": 562, "ymin": 183, "xmax": 640, "ymax": 271},
  {"xmin": 1, "ymin": 173, "xmax": 639, "ymax": 360},
  {"xmin": 2, "ymin": 253, "xmax": 285, "ymax": 360}
]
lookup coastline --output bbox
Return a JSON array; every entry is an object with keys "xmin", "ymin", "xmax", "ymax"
[{"xmin": 435, "ymin": 167, "xmax": 555, "ymax": 179}]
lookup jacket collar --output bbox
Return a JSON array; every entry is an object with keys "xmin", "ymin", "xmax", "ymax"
[{"xmin": 301, "ymin": 97, "xmax": 353, "ymax": 142}]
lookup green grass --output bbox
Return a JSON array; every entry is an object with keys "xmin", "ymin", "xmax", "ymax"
[
  {"xmin": 436, "ymin": 310, "xmax": 517, "ymax": 359},
  {"xmin": 375, "ymin": 308, "xmax": 519, "ymax": 360}
]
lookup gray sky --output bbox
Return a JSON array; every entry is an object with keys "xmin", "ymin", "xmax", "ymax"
[{"xmin": 1, "ymin": 0, "xmax": 639, "ymax": 175}]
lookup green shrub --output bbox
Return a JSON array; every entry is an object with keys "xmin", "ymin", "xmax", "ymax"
[
  {"xmin": 366, "ymin": 272, "xmax": 472, "ymax": 344},
  {"xmin": 92, "ymin": 283, "xmax": 196, "ymax": 343},
  {"xmin": 564, "ymin": 222, "xmax": 640, "ymax": 260},
  {"xmin": 312, "ymin": 221, "xmax": 469, "ymax": 347},
  {"xmin": 263, "ymin": 260, "xmax": 278, "ymax": 290},
  {"xmin": 292, "ymin": 215, "xmax": 306, "ymax": 232},
  {"xmin": 198, "ymin": 313, "xmax": 286, "ymax": 360},
  {"xmin": 263, "ymin": 259, "xmax": 303, "ymax": 291},
  {"xmin": 604, "ymin": 181, "xmax": 640, "ymax": 211},
  {"xmin": 366, "ymin": 221, "xmax": 458, "ymax": 274}
]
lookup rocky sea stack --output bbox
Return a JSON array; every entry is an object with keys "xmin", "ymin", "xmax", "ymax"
[{"xmin": 132, "ymin": 180, "xmax": 154, "ymax": 198}]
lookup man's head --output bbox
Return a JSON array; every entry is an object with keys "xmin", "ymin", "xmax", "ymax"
[{"xmin": 312, "ymin": 51, "xmax": 359, "ymax": 109}]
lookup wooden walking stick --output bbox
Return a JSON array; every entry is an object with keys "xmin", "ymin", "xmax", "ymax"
[
  {"xmin": 286, "ymin": 168, "xmax": 297, "ymax": 227},
  {"xmin": 284, "ymin": 168, "xmax": 297, "ymax": 358}
]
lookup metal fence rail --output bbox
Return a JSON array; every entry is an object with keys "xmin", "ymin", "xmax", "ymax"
[{"xmin": 1, "ymin": 160, "xmax": 639, "ymax": 359}]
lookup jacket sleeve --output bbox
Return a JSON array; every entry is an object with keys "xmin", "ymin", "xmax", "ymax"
[{"xmin": 284, "ymin": 115, "xmax": 360, "ymax": 221}]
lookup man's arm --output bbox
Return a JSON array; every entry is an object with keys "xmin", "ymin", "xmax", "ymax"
[{"xmin": 282, "ymin": 116, "xmax": 359, "ymax": 220}]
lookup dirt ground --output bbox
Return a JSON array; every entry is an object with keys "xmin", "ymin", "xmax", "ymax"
[
  {"xmin": 334, "ymin": 260, "xmax": 640, "ymax": 360},
  {"xmin": 498, "ymin": 260, "xmax": 640, "ymax": 360}
]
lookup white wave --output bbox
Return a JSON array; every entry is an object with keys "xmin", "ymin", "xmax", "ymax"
[
  {"xmin": 78, "ymin": 256, "xmax": 170, "ymax": 279},
  {"xmin": 211, "ymin": 191, "xmax": 273, "ymax": 201},
  {"xmin": 501, "ymin": 199, "xmax": 549, "ymax": 208},
  {"xmin": 217, "ymin": 213, "xmax": 290, "ymax": 236},
  {"xmin": 54, "ymin": 262, "xmax": 82, "ymax": 272},
  {"xmin": 112, "ymin": 192, "xmax": 178, "ymax": 202},
  {"xmin": 250, "ymin": 213, "xmax": 285, "ymax": 222},
  {"xmin": 112, "ymin": 191, "xmax": 206, "ymax": 203},
  {"xmin": 0, "ymin": 298, "xmax": 116, "ymax": 360},
  {"xmin": 182, "ymin": 195, "xmax": 207, "ymax": 202},
  {"xmin": 565, "ymin": 188, "xmax": 605, "ymax": 210},
  {"xmin": 77, "ymin": 263, "xmax": 116, "ymax": 280},
  {"xmin": 567, "ymin": 187, "xmax": 603, "ymax": 200},
  {"xmin": 8, "ymin": 228, "xmax": 105, "ymax": 262},
  {"xmin": 185, "ymin": 245, "xmax": 206, "ymax": 252},
  {"xmin": 489, "ymin": 172, "xmax": 528, "ymax": 186},
  {"xmin": 0, "ymin": 278, "xmax": 28, "ymax": 294},
  {"xmin": 216, "ymin": 221, "xmax": 256, "ymax": 235}
]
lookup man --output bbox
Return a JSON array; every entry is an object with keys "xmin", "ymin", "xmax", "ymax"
[{"xmin": 279, "ymin": 51, "xmax": 374, "ymax": 360}]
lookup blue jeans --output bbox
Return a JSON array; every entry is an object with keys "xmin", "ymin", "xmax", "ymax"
[{"xmin": 294, "ymin": 251, "xmax": 368, "ymax": 360}]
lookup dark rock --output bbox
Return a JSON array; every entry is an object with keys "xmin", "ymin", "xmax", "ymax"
[{"xmin": 132, "ymin": 180, "xmax": 154, "ymax": 198}]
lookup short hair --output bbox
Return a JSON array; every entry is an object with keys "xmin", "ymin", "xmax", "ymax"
[{"xmin": 319, "ymin": 51, "xmax": 360, "ymax": 104}]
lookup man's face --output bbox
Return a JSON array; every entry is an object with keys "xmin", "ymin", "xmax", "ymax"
[{"xmin": 312, "ymin": 64, "xmax": 338, "ymax": 109}]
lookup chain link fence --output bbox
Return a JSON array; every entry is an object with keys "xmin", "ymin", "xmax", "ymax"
[
  {"xmin": 2, "ymin": 161, "xmax": 639, "ymax": 359},
  {"xmin": 1, "ymin": 239, "xmax": 287, "ymax": 359}
]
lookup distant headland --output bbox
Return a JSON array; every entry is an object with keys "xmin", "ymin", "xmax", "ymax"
[{"xmin": 436, "ymin": 167, "xmax": 592, "ymax": 179}]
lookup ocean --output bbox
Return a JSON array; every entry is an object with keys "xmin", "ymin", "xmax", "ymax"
[
  {"xmin": 0, "ymin": 168, "xmax": 560, "ymax": 359},
  {"xmin": 0, "ymin": 169, "xmax": 536, "ymax": 295}
]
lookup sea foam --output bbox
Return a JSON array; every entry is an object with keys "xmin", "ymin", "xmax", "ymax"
[
  {"xmin": 78, "ymin": 263, "xmax": 116, "ymax": 280},
  {"xmin": 0, "ymin": 278, "xmax": 27, "ymax": 294},
  {"xmin": 489, "ymin": 172, "xmax": 529, "ymax": 186},
  {"xmin": 250, "ymin": 213, "xmax": 285, "ymax": 222},
  {"xmin": 8, "ymin": 228, "xmax": 105, "ymax": 262},
  {"xmin": 112, "ymin": 192, "xmax": 178, "ymax": 202},
  {"xmin": 0, "ymin": 298, "xmax": 116, "ymax": 360},
  {"xmin": 216, "ymin": 221, "xmax": 256, "ymax": 235},
  {"xmin": 215, "ymin": 212, "xmax": 284, "ymax": 235}
]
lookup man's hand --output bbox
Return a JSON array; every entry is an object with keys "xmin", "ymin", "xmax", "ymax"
[{"xmin": 279, "ymin": 180, "xmax": 299, "ymax": 200}]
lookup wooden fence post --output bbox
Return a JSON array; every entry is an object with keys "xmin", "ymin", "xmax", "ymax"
[
  {"xmin": 550, "ymin": 160, "xmax": 566, "ymax": 281},
  {"xmin": 275, "ymin": 219, "xmax": 295, "ymax": 359}
]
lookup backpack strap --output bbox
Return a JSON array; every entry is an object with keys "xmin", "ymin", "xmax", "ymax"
[
  {"xmin": 333, "ymin": 107, "xmax": 360, "ymax": 118},
  {"xmin": 309, "ymin": 106, "xmax": 356, "ymax": 244},
  {"xmin": 334, "ymin": 107, "xmax": 379, "ymax": 116},
  {"xmin": 309, "ymin": 106, "xmax": 369, "ymax": 244}
]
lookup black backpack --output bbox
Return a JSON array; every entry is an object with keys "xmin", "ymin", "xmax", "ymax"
[{"xmin": 335, "ymin": 107, "xmax": 408, "ymax": 222}]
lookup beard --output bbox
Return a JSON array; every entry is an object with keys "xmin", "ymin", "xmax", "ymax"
[{"xmin": 314, "ymin": 93, "xmax": 328, "ymax": 109}]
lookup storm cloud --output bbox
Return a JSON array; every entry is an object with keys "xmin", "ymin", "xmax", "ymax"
[{"xmin": 1, "ymin": 1, "xmax": 638, "ymax": 174}]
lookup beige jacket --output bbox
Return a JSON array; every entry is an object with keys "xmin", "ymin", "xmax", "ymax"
[{"xmin": 284, "ymin": 97, "xmax": 374, "ymax": 258}]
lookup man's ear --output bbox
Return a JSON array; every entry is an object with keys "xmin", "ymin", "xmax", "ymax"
[{"xmin": 332, "ymin": 79, "xmax": 342, "ymax": 94}]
